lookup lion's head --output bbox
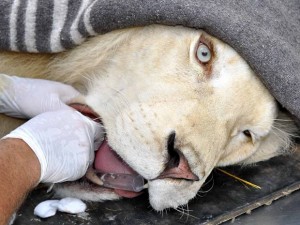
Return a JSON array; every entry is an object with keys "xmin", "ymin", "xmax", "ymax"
[{"xmin": 49, "ymin": 25, "xmax": 295, "ymax": 211}]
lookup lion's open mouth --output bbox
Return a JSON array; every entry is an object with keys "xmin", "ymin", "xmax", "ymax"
[{"xmin": 70, "ymin": 103, "xmax": 147, "ymax": 198}]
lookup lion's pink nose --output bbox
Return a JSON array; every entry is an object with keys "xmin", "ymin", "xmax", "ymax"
[{"xmin": 154, "ymin": 132, "xmax": 199, "ymax": 181}]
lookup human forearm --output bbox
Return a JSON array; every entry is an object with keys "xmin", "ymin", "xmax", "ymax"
[{"xmin": 0, "ymin": 138, "xmax": 40, "ymax": 225}]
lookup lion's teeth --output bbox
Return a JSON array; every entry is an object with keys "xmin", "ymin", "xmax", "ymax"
[
  {"xmin": 47, "ymin": 183, "xmax": 55, "ymax": 192},
  {"xmin": 85, "ymin": 167, "xmax": 104, "ymax": 186}
]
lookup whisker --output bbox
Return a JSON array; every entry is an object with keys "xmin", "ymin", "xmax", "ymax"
[
  {"xmin": 271, "ymin": 125, "xmax": 300, "ymax": 138},
  {"xmin": 174, "ymin": 207, "xmax": 184, "ymax": 219},
  {"xmin": 202, "ymin": 173, "xmax": 214, "ymax": 187},
  {"xmin": 197, "ymin": 174, "xmax": 214, "ymax": 197},
  {"xmin": 270, "ymin": 130, "xmax": 291, "ymax": 149},
  {"xmin": 179, "ymin": 205, "xmax": 190, "ymax": 222},
  {"xmin": 273, "ymin": 118, "xmax": 293, "ymax": 122},
  {"xmin": 271, "ymin": 126, "xmax": 297, "ymax": 152},
  {"xmin": 186, "ymin": 204, "xmax": 190, "ymax": 223},
  {"xmin": 174, "ymin": 207, "xmax": 199, "ymax": 220},
  {"xmin": 178, "ymin": 205, "xmax": 193, "ymax": 212}
]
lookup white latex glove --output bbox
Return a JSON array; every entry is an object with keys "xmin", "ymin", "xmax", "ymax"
[
  {"xmin": 3, "ymin": 109, "xmax": 104, "ymax": 183},
  {"xmin": 0, "ymin": 74, "xmax": 81, "ymax": 119}
]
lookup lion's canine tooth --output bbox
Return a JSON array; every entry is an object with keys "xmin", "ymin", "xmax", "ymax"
[{"xmin": 86, "ymin": 167, "xmax": 104, "ymax": 186}]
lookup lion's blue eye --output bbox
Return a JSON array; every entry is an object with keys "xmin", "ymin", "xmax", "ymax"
[{"xmin": 196, "ymin": 44, "xmax": 211, "ymax": 63}]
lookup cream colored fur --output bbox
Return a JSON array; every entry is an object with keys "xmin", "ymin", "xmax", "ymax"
[{"xmin": 0, "ymin": 25, "xmax": 296, "ymax": 211}]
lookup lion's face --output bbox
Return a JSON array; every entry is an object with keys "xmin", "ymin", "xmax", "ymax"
[
  {"xmin": 48, "ymin": 25, "xmax": 293, "ymax": 210},
  {"xmin": 0, "ymin": 24, "xmax": 295, "ymax": 212}
]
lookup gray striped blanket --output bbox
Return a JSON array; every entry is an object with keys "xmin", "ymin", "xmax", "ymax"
[{"xmin": 0, "ymin": 0, "xmax": 300, "ymax": 124}]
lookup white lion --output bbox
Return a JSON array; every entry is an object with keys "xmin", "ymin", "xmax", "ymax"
[{"xmin": 0, "ymin": 25, "xmax": 296, "ymax": 211}]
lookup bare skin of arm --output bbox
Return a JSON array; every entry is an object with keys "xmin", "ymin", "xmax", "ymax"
[{"xmin": 0, "ymin": 138, "xmax": 40, "ymax": 225}]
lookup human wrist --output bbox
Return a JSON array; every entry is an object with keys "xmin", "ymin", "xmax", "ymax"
[
  {"xmin": 0, "ymin": 138, "xmax": 40, "ymax": 224},
  {"xmin": 1, "ymin": 138, "xmax": 41, "ymax": 187},
  {"xmin": 4, "ymin": 130, "xmax": 46, "ymax": 182}
]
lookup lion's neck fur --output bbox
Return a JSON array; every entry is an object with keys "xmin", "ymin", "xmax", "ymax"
[
  {"xmin": 0, "ymin": 27, "xmax": 138, "ymax": 87},
  {"xmin": 0, "ymin": 51, "xmax": 52, "ymax": 78}
]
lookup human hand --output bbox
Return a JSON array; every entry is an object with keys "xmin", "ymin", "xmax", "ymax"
[
  {"xmin": 3, "ymin": 109, "xmax": 103, "ymax": 183},
  {"xmin": 0, "ymin": 74, "xmax": 81, "ymax": 119}
]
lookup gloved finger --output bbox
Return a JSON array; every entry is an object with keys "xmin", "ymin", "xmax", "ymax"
[
  {"xmin": 93, "ymin": 123, "xmax": 105, "ymax": 150},
  {"xmin": 0, "ymin": 74, "xmax": 84, "ymax": 118},
  {"xmin": 89, "ymin": 123, "xmax": 105, "ymax": 165},
  {"xmin": 75, "ymin": 112, "xmax": 105, "ymax": 164},
  {"xmin": 54, "ymin": 83, "xmax": 82, "ymax": 105}
]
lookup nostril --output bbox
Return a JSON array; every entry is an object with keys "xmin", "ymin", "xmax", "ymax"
[
  {"xmin": 155, "ymin": 131, "xmax": 199, "ymax": 181},
  {"xmin": 167, "ymin": 132, "xmax": 180, "ymax": 168}
]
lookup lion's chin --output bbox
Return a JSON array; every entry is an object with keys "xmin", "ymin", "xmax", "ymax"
[{"xmin": 69, "ymin": 103, "xmax": 146, "ymax": 199}]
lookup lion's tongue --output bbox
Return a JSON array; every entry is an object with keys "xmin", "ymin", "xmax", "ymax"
[
  {"xmin": 95, "ymin": 140, "xmax": 136, "ymax": 174},
  {"xmin": 69, "ymin": 104, "xmax": 143, "ymax": 198},
  {"xmin": 94, "ymin": 140, "xmax": 143, "ymax": 198}
]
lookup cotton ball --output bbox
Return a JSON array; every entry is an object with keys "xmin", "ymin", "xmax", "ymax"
[
  {"xmin": 57, "ymin": 197, "xmax": 87, "ymax": 214},
  {"xmin": 34, "ymin": 200, "xmax": 59, "ymax": 218}
]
